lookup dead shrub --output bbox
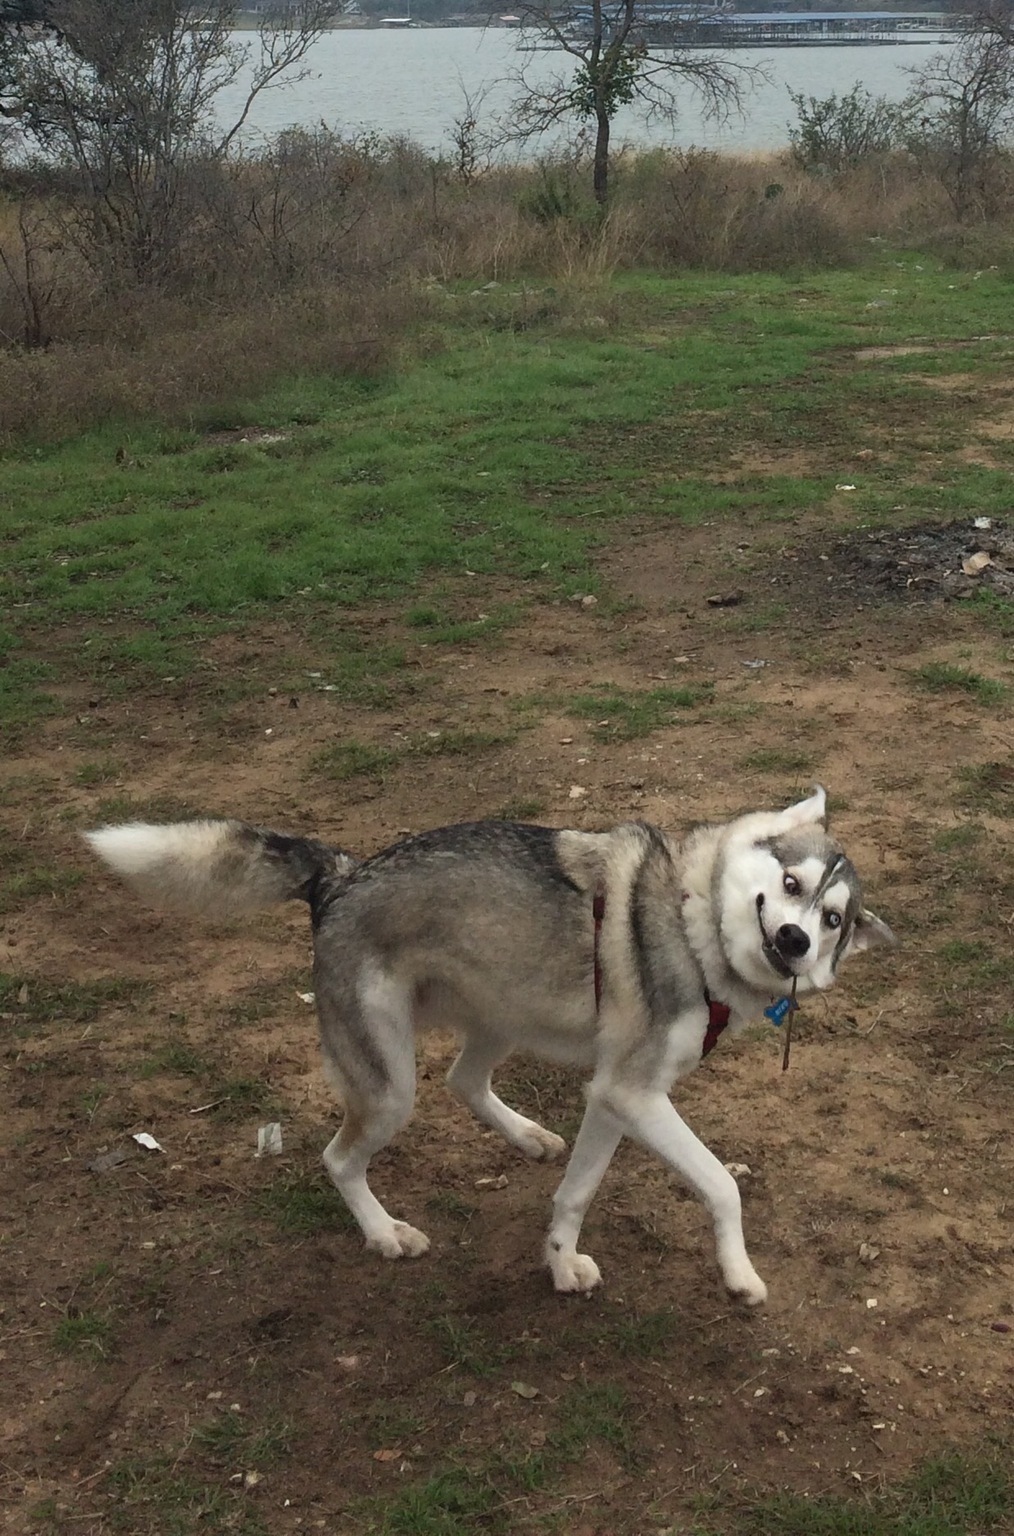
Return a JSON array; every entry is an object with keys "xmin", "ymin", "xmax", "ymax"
[
  {"xmin": 0, "ymin": 284, "xmax": 412, "ymax": 445},
  {"xmin": 0, "ymin": 192, "xmax": 95, "ymax": 349},
  {"xmin": 2, "ymin": 134, "xmax": 1012, "ymax": 443},
  {"xmin": 633, "ymin": 150, "xmax": 851, "ymax": 270}
]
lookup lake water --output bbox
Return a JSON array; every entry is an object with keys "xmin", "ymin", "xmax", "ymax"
[{"xmin": 218, "ymin": 28, "xmax": 947, "ymax": 157}]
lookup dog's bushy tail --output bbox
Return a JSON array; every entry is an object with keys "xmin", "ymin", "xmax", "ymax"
[{"xmin": 84, "ymin": 820, "xmax": 358, "ymax": 918}]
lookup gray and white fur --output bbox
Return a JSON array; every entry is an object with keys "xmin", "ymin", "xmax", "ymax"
[{"xmin": 85, "ymin": 786, "xmax": 894, "ymax": 1302}]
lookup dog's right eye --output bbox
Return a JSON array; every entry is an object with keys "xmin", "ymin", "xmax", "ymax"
[{"xmin": 783, "ymin": 873, "xmax": 801, "ymax": 897}]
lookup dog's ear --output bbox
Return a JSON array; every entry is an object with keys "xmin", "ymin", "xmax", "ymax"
[
  {"xmin": 776, "ymin": 785, "xmax": 828, "ymax": 831},
  {"xmin": 852, "ymin": 909, "xmax": 896, "ymax": 952}
]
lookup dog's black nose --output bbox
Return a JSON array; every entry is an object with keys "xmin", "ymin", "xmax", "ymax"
[{"xmin": 776, "ymin": 923, "xmax": 810, "ymax": 958}]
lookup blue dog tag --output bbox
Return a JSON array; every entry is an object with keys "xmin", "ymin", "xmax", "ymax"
[{"xmin": 764, "ymin": 996, "xmax": 794, "ymax": 1027}]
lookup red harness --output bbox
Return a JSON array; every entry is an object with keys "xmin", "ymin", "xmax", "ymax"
[
  {"xmin": 592, "ymin": 883, "xmax": 606, "ymax": 1011},
  {"xmin": 702, "ymin": 993, "xmax": 731, "ymax": 1056},
  {"xmin": 591, "ymin": 887, "xmax": 730, "ymax": 1058}
]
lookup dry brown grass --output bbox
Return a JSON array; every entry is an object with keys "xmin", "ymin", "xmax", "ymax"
[
  {"xmin": 1, "ymin": 136, "xmax": 1010, "ymax": 443},
  {"xmin": 0, "ymin": 286, "xmax": 405, "ymax": 442}
]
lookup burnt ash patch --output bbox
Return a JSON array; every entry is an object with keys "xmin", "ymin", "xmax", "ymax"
[{"xmin": 778, "ymin": 520, "xmax": 1014, "ymax": 610}]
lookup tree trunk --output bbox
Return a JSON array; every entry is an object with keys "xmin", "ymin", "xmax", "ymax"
[{"xmin": 593, "ymin": 108, "xmax": 610, "ymax": 205}]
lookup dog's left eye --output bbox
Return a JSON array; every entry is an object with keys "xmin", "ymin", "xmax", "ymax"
[
  {"xmin": 825, "ymin": 911, "xmax": 842, "ymax": 930},
  {"xmin": 783, "ymin": 874, "xmax": 801, "ymax": 897}
]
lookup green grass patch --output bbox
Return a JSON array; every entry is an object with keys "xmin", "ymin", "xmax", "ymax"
[
  {"xmin": 565, "ymin": 682, "xmax": 713, "ymax": 741},
  {"xmin": 195, "ymin": 1411, "xmax": 294, "ymax": 1466},
  {"xmin": 935, "ymin": 937, "xmax": 1014, "ymax": 987},
  {"xmin": 5, "ymin": 260, "xmax": 1014, "ymax": 736},
  {"xmin": 551, "ymin": 1381, "xmax": 639, "ymax": 1469},
  {"xmin": 932, "ymin": 822, "xmax": 985, "ymax": 852},
  {"xmin": 211, "ymin": 1076, "xmax": 280, "ymax": 1122},
  {"xmin": 90, "ymin": 792, "xmax": 202, "ymax": 824},
  {"xmin": 374, "ymin": 1381, "xmax": 641, "ymax": 1534},
  {"xmin": 312, "ymin": 729, "xmax": 512, "ymax": 783},
  {"xmin": 53, "ymin": 1310, "xmax": 114, "ymax": 1358},
  {"xmin": 0, "ymin": 864, "xmax": 84, "ymax": 916},
  {"xmin": 971, "ymin": 588, "xmax": 1014, "ymax": 635},
  {"xmin": 742, "ymin": 746, "xmax": 819, "ymax": 775},
  {"xmin": 412, "ymin": 728, "xmax": 511, "ymax": 759},
  {"xmin": 425, "ymin": 1190, "xmax": 477, "ymax": 1222},
  {"xmin": 913, "ymin": 662, "xmax": 1008, "ymax": 705},
  {"xmin": 742, "ymin": 1450, "xmax": 1012, "ymax": 1535},
  {"xmin": 139, "ymin": 1041, "xmax": 209, "ymax": 1080},
  {"xmin": 74, "ymin": 758, "xmax": 125, "ymax": 786},
  {"xmin": 405, "ymin": 602, "xmax": 521, "ymax": 646},
  {"xmin": 937, "ymin": 938, "xmax": 988, "ymax": 965},
  {"xmin": 253, "ymin": 1171, "xmax": 354, "ymax": 1236},
  {"xmin": 311, "ymin": 741, "xmax": 400, "ymax": 783},
  {"xmin": 0, "ymin": 972, "xmax": 151, "ymax": 1029},
  {"xmin": 379, "ymin": 1466, "xmax": 503, "ymax": 1536},
  {"xmin": 427, "ymin": 1314, "xmax": 515, "ymax": 1377},
  {"xmin": 492, "ymin": 796, "xmax": 546, "ymax": 821},
  {"xmin": 721, "ymin": 601, "xmax": 790, "ymax": 633},
  {"xmin": 603, "ymin": 1308, "xmax": 677, "ymax": 1360},
  {"xmin": 955, "ymin": 761, "xmax": 1014, "ymax": 817},
  {"xmin": 313, "ymin": 640, "xmax": 416, "ymax": 709},
  {"xmin": 0, "ymin": 650, "xmax": 58, "ymax": 739},
  {"xmin": 103, "ymin": 1454, "xmax": 256, "ymax": 1536},
  {"xmin": 352, "ymin": 1403, "xmax": 425, "ymax": 1451}
]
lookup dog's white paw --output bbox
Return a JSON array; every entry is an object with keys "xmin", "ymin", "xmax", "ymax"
[
  {"xmin": 367, "ymin": 1221, "xmax": 431, "ymax": 1260},
  {"xmin": 515, "ymin": 1123, "xmax": 567, "ymax": 1161},
  {"xmin": 549, "ymin": 1249, "xmax": 602, "ymax": 1294},
  {"xmin": 724, "ymin": 1266, "xmax": 768, "ymax": 1306}
]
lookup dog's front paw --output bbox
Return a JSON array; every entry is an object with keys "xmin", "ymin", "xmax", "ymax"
[
  {"xmin": 367, "ymin": 1221, "xmax": 431, "ymax": 1260},
  {"xmin": 516, "ymin": 1123, "xmax": 567, "ymax": 1161},
  {"xmin": 548, "ymin": 1249, "xmax": 602, "ymax": 1294},
  {"xmin": 724, "ymin": 1266, "xmax": 768, "ymax": 1307}
]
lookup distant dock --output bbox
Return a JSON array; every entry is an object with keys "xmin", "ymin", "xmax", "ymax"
[{"xmin": 558, "ymin": 8, "xmax": 961, "ymax": 48}]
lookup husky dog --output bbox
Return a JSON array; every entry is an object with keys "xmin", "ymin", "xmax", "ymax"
[{"xmin": 85, "ymin": 787, "xmax": 893, "ymax": 1302}]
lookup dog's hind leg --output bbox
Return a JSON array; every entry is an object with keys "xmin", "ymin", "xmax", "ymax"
[
  {"xmin": 599, "ymin": 1086, "xmax": 767, "ymax": 1305},
  {"xmin": 318, "ymin": 967, "xmax": 429, "ymax": 1261},
  {"xmin": 446, "ymin": 1034, "xmax": 566, "ymax": 1161}
]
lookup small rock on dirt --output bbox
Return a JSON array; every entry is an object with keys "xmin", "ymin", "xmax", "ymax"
[{"xmin": 87, "ymin": 1148, "xmax": 130, "ymax": 1175}]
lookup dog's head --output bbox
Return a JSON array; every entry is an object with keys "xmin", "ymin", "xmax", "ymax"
[{"xmin": 716, "ymin": 787, "xmax": 895, "ymax": 994}]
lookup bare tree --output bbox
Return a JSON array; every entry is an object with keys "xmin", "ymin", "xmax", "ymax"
[
  {"xmin": 1, "ymin": 2, "xmax": 47, "ymax": 126},
  {"xmin": 503, "ymin": 1, "xmax": 754, "ymax": 207},
  {"xmin": 1, "ymin": 1, "xmax": 343, "ymax": 279},
  {"xmin": 449, "ymin": 82, "xmax": 496, "ymax": 185},
  {"xmin": 905, "ymin": 0, "xmax": 1014, "ymax": 219}
]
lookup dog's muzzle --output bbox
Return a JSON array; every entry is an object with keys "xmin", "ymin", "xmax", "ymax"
[{"xmin": 756, "ymin": 895, "xmax": 809, "ymax": 979}]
